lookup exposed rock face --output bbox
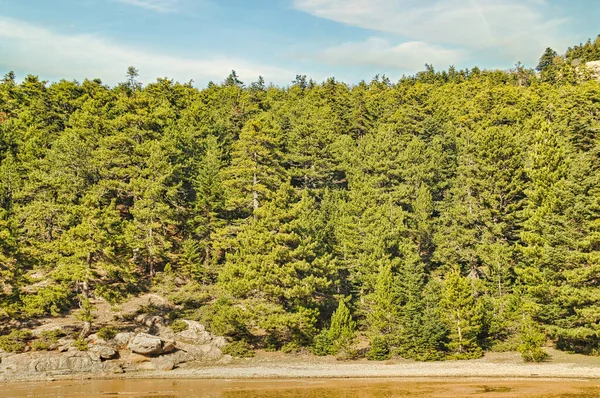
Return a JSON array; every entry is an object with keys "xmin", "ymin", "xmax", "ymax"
[
  {"xmin": 176, "ymin": 341, "xmax": 222, "ymax": 361},
  {"xmin": 586, "ymin": 61, "xmax": 600, "ymax": 80},
  {"xmin": 90, "ymin": 345, "xmax": 118, "ymax": 360},
  {"xmin": 0, "ymin": 352, "xmax": 103, "ymax": 373},
  {"xmin": 176, "ymin": 321, "xmax": 212, "ymax": 344},
  {"xmin": 0, "ymin": 320, "xmax": 225, "ymax": 378},
  {"xmin": 127, "ymin": 333, "xmax": 175, "ymax": 356}
]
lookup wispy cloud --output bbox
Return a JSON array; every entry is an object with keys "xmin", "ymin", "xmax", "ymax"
[
  {"xmin": 315, "ymin": 38, "xmax": 464, "ymax": 70},
  {"xmin": 294, "ymin": 0, "xmax": 572, "ymax": 67},
  {"xmin": 113, "ymin": 0, "xmax": 179, "ymax": 13},
  {"xmin": 0, "ymin": 17, "xmax": 293, "ymax": 85}
]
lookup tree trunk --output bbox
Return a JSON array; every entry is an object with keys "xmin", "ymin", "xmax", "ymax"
[{"xmin": 79, "ymin": 321, "xmax": 91, "ymax": 339}]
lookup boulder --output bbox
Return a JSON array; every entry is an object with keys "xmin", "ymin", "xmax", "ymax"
[
  {"xmin": 217, "ymin": 354, "xmax": 233, "ymax": 364},
  {"xmin": 127, "ymin": 333, "xmax": 175, "ymax": 356},
  {"xmin": 104, "ymin": 362, "xmax": 125, "ymax": 374},
  {"xmin": 177, "ymin": 321, "xmax": 212, "ymax": 345},
  {"xmin": 56, "ymin": 338, "xmax": 75, "ymax": 352},
  {"xmin": 135, "ymin": 314, "xmax": 164, "ymax": 327},
  {"xmin": 586, "ymin": 61, "xmax": 600, "ymax": 80},
  {"xmin": 212, "ymin": 336, "xmax": 228, "ymax": 349},
  {"xmin": 90, "ymin": 345, "xmax": 118, "ymax": 360},
  {"xmin": 159, "ymin": 350, "xmax": 195, "ymax": 365},
  {"xmin": 151, "ymin": 357, "xmax": 175, "ymax": 371},
  {"xmin": 176, "ymin": 341, "xmax": 222, "ymax": 361},
  {"xmin": 113, "ymin": 332, "xmax": 135, "ymax": 348}
]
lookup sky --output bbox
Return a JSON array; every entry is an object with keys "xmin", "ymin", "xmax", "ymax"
[{"xmin": 0, "ymin": 0, "xmax": 598, "ymax": 86}]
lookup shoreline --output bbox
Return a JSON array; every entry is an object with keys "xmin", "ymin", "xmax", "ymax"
[{"xmin": 2, "ymin": 350, "xmax": 600, "ymax": 383}]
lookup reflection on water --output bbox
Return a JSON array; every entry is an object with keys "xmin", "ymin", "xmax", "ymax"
[{"xmin": 1, "ymin": 378, "xmax": 599, "ymax": 398}]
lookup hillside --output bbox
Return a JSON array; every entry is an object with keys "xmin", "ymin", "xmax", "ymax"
[{"xmin": 1, "ymin": 39, "xmax": 600, "ymax": 364}]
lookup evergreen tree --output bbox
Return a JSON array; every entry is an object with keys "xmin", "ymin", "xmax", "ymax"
[{"xmin": 441, "ymin": 269, "xmax": 483, "ymax": 358}]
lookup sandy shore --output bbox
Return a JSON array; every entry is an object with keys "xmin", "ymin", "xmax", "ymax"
[{"xmin": 1, "ymin": 349, "xmax": 599, "ymax": 383}]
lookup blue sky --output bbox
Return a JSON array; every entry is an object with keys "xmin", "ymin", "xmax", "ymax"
[{"xmin": 0, "ymin": 0, "xmax": 598, "ymax": 86}]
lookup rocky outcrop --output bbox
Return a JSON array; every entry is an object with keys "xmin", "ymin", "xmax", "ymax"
[
  {"xmin": 0, "ymin": 351, "xmax": 103, "ymax": 373},
  {"xmin": 586, "ymin": 61, "xmax": 600, "ymax": 80},
  {"xmin": 127, "ymin": 333, "xmax": 175, "ymax": 356},
  {"xmin": 0, "ymin": 320, "xmax": 226, "ymax": 378}
]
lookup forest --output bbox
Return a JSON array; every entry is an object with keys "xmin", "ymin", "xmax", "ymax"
[{"xmin": 0, "ymin": 36, "xmax": 599, "ymax": 362}]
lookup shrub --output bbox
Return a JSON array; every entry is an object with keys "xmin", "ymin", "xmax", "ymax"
[
  {"xmin": 518, "ymin": 317, "xmax": 548, "ymax": 362},
  {"xmin": 367, "ymin": 336, "xmax": 391, "ymax": 361},
  {"xmin": 21, "ymin": 285, "xmax": 72, "ymax": 317},
  {"xmin": 281, "ymin": 342, "xmax": 301, "ymax": 354},
  {"xmin": 32, "ymin": 339, "xmax": 50, "ymax": 351},
  {"xmin": 170, "ymin": 320, "xmax": 189, "ymax": 333},
  {"xmin": 0, "ymin": 330, "xmax": 33, "ymax": 352},
  {"xmin": 32, "ymin": 329, "xmax": 64, "ymax": 351},
  {"xmin": 97, "ymin": 327, "xmax": 118, "ymax": 341},
  {"xmin": 312, "ymin": 330, "xmax": 333, "ymax": 356},
  {"xmin": 222, "ymin": 340, "xmax": 255, "ymax": 358},
  {"xmin": 73, "ymin": 338, "xmax": 89, "ymax": 351},
  {"xmin": 201, "ymin": 298, "xmax": 250, "ymax": 339},
  {"xmin": 312, "ymin": 300, "xmax": 356, "ymax": 356}
]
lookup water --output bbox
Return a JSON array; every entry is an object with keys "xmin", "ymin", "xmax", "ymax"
[{"xmin": 1, "ymin": 378, "xmax": 599, "ymax": 398}]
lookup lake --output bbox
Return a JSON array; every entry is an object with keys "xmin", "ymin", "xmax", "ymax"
[{"xmin": 1, "ymin": 378, "xmax": 599, "ymax": 397}]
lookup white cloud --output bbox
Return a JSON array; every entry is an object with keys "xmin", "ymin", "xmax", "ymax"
[
  {"xmin": 315, "ymin": 38, "xmax": 463, "ymax": 70},
  {"xmin": 0, "ymin": 17, "xmax": 292, "ymax": 85},
  {"xmin": 294, "ymin": 0, "xmax": 571, "ymax": 66},
  {"xmin": 113, "ymin": 0, "xmax": 179, "ymax": 13}
]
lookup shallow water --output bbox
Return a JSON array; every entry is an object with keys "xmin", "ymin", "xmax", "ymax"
[{"xmin": 1, "ymin": 378, "xmax": 599, "ymax": 398}]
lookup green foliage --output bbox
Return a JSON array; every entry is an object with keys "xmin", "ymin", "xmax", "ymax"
[
  {"xmin": 281, "ymin": 341, "xmax": 302, "ymax": 354},
  {"xmin": 21, "ymin": 285, "xmax": 72, "ymax": 317},
  {"xmin": 170, "ymin": 319, "xmax": 189, "ymax": 333},
  {"xmin": 201, "ymin": 297, "xmax": 250, "ymax": 340},
  {"xmin": 312, "ymin": 300, "xmax": 356, "ymax": 356},
  {"xmin": 2, "ymin": 37, "xmax": 600, "ymax": 360},
  {"xmin": 222, "ymin": 340, "xmax": 255, "ymax": 358},
  {"xmin": 367, "ymin": 336, "xmax": 391, "ymax": 361},
  {"xmin": 441, "ymin": 270, "xmax": 483, "ymax": 359},
  {"xmin": 0, "ymin": 330, "xmax": 32, "ymax": 352},
  {"xmin": 96, "ymin": 327, "xmax": 118, "ymax": 341},
  {"xmin": 32, "ymin": 329, "xmax": 63, "ymax": 351},
  {"xmin": 73, "ymin": 338, "xmax": 89, "ymax": 351},
  {"xmin": 518, "ymin": 317, "xmax": 549, "ymax": 362},
  {"xmin": 311, "ymin": 330, "xmax": 333, "ymax": 356}
]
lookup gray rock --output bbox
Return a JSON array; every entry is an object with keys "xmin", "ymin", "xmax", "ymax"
[
  {"xmin": 104, "ymin": 362, "xmax": 125, "ymax": 374},
  {"xmin": 135, "ymin": 314, "xmax": 164, "ymax": 327},
  {"xmin": 151, "ymin": 357, "xmax": 175, "ymax": 371},
  {"xmin": 90, "ymin": 345, "xmax": 118, "ymax": 360},
  {"xmin": 127, "ymin": 333, "xmax": 176, "ymax": 356},
  {"xmin": 113, "ymin": 332, "xmax": 135, "ymax": 348},
  {"xmin": 211, "ymin": 336, "xmax": 228, "ymax": 349},
  {"xmin": 586, "ymin": 60, "xmax": 600, "ymax": 80},
  {"xmin": 160, "ymin": 350, "xmax": 195, "ymax": 365},
  {"xmin": 57, "ymin": 338, "xmax": 75, "ymax": 352},
  {"xmin": 176, "ymin": 342, "xmax": 222, "ymax": 361},
  {"xmin": 0, "ymin": 352, "xmax": 103, "ymax": 373},
  {"xmin": 127, "ymin": 333, "xmax": 162, "ymax": 355},
  {"xmin": 217, "ymin": 354, "xmax": 233, "ymax": 364}
]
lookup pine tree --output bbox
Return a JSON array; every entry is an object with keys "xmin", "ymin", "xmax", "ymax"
[
  {"xmin": 223, "ymin": 115, "xmax": 283, "ymax": 217},
  {"xmin": 218, "ymin": 183, "xmax": 331, "ymax": 345},
  {"xmin": 441, "ymin": 269, "xmax": 483, "ymax": 358}
]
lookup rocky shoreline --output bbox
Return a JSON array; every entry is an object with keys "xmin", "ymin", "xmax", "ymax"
[
  {"xmin": 0, "ymin": 319, "xmax": 229, "ymax": 380},
  {"xmin": 2, "ymin": 347, "xmax": 600, "ymax": 383}
]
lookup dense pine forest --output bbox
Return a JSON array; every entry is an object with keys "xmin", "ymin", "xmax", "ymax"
[{"xmin": 1, "ymin": 37, "xmax": 600, "ymax": 362}]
